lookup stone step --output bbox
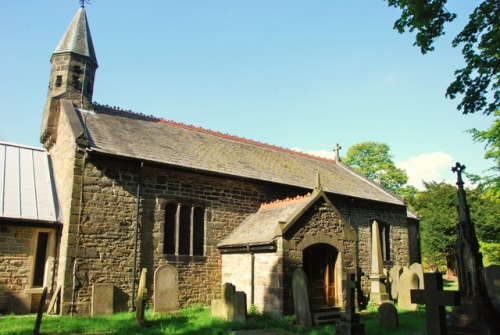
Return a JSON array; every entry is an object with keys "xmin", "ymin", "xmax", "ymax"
[{"xmin": 312, "ymin": 307, "xmax": 341, "ymax": 325}]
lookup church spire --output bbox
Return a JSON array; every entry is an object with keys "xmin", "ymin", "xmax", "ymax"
[
  {"xmin": 53, "ymin": 7, "xmax": 97, "ymax": 66},
  {"xmin": 41, "ymin": 6, "xmax": 98, "ymax": 147}
]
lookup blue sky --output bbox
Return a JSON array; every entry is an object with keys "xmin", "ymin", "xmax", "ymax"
[{"xmin": 0, "ymin": 0, "xmax": 493, "ymax": 189}]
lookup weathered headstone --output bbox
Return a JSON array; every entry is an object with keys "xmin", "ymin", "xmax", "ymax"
[
  {"xmin": 410, "ymin": 263, "xmax": 424, "ymax": 289},
  {"xmin": 211, "ymin": 283, "xmax": 247, "ymax": 323},
  {"xmin": 91, "ymin": 283, "xmax": 114, "ymax": 316},
  {"xmin": 411, "ymin": 271, "xmax": 460, "ymax": 335},
  {"xmin": 136, "ymin": 268, "xmax": 147, "ymax": 326},
  {"xmin": 369, "ymin": 220, "xmax": 389, "ymax": 304},
  {"xmin": 335, "ymin": 272, "xmax": 365, "ymax": 335},
  {"xmin": 484, "ymin": 265, "xmax": 500, "ymax": 314},
  {"xmin": 154, "ymin": 264, "xmax": 179, "ymax": 313},
  {"xmin": 397, "ymin": 267, "xmax": 419, "ymax": 311},
  {"xmin": 292, "ymin": 268, "xmax": 312, "ymax": 327},
  {"xmin": 378, "ymin": 302, "xmax": 399, "ymax": 328},
  {"xmin": 389, "ymin": 265, "xmax": 402, "ymax": 300},
  {"xmin": 33, "ymin": 287, "xmax": 47, "ymax": 335}
]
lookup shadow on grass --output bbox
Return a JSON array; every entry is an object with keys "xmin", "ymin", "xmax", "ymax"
[{"xmin": 361, "ymin": 308, "xmax": 426, "ymax": 335}]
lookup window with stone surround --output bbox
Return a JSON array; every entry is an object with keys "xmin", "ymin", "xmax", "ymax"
[{"xmin": 163, "ymin": 202, "xmax": 205, "ymax": 256}]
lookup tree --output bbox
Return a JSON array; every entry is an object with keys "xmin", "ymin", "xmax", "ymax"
[
  {"xmin": 467, "ymin": 110, "xmax": 500, "ymax": 196},
  {"xmin": 385, "ymin": 0, "xmax": 499, "ymax": 115},
  {"xmin": 342, "ymin": 142, "xmax": 409, "ymax": 194},
  {"xmin": 413, "ymin": 182, "xmax": 457, "ymax": 270}
]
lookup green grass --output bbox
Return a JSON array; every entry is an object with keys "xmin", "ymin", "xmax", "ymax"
[{"xmin": 0, "ymin": 306, "xmax": 426, "ymax": 335}]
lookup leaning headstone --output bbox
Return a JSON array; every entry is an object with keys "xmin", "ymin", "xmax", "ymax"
[
  {"xmin": 135, "ymin": 268, "xmax": 147, "ymax": 326},
  {"xmin": 410, "ymin": 263, "xmax": 424, "ymax": 289},
  {"xmin": 369, "ymin": 220, "xmax": 390, "ymax": 304},
  {"xmin": 397, "ymin": 267, "xmax": 419, "ymax": 311},
  {"xmin": 378, "ymin": 302, "xmax": 399, "ymax": 328},
  {"xmin": 411, "ymin": 271, "xmax": 460, "ymax": 335},
  {"xmin": 211, "ymin": 283, "xmax": 247, "ymax": 323},
  {"xmin": 33, "ymin": 287, "xmax": 47, "ymax": 335},
  {"xmin": 389, "ymin": 265, "xmax": 402, "ymax": 300},
  {"xmin": 484, "ymin": 265, "xmax": 500, "ymax": 314},
  {"xmin": 154, "ymin": 264, "xmax": 179, "ymax": 313},
  {"xmin": 292, "ymin": 268, "xmax": 312, "ymax": 327},
  {"xmin": 91, "ymin": 283, "xmax": 114, "ymax": 316}
]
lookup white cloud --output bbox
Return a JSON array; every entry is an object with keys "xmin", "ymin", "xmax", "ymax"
[
  {"xmin": 396, "ymin": 152, "xmax": 455, "ymax": 190},
  {"xmin": 291, "ymin": 148, "xmax": 336, "ymax": 160}
]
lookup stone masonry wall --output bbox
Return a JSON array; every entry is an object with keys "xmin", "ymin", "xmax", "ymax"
[
  {"xmin": 67, "ymin": 154, "xmax": 414, "ymax": 314},
  {"xmin": 70, "ymin": 155, "xmax": 298, "ymax": 312},
  {"xmin": 0, "ymin": 226, "xmax": 33, "ymax": 312},
  {"xmin": 332, "ymin": 196, "xmax": 410, "ymax": 297}
]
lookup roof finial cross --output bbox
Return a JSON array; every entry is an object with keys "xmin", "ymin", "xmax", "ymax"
[{"xmin": 334, "ymin": 143, "xmax": 342, "ymax": 162}]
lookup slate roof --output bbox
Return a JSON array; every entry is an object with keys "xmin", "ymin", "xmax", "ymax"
[
  {"xmin": 80, "ymin": 104, "xmax": 405, "ymax": 206},
  {"xmin": 53, "ymin": 8, "xmax": 97, "ymax": 65},
  {"xmin": 0, "ymin": 142, "xmax": 59, "ymax": 224},
  {"xmin": 218, "ymin": 194, "xmax": 312, "ymax": 248}
]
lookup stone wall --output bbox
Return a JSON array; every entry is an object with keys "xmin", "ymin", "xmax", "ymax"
[
  {"xmin": 0, "ymin": 225, "xmax": 57, "ymax": 313},
  {"xmin": 47, "ymin": 103, "xmax": 86, "ymax": 314},
  {"xmin": 61, "ymin": 152, "xmax": 414, "ymax": 314},
  {"xmin": 0, "ymin": 226, "xmax": 33, "ymax": 312},
  {"xmin": 68, "ymin": 154, "xmax": 299, "ymax": 312}
]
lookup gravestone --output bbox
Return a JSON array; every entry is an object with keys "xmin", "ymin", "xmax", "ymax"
[
  {"xmin": 411, "ymin": 271, "xmax": 460, "ymax": 335},
  {"xmin": 369, "ymin": 220, "xmax": 389, "ymax": 304},
  {"xmin": 410, "ymin": 263, "xmax": 424, "ymax": 289},
  {"xmin": 378, "ymin": 302, "xmax": 398, "ymax": 328},
  {"xmin": 136, "ymin": 268, "xmax": 147, "ymax": 326},
  {"xmin": 154, "ymin": 264, "xmax": 179, "ymax": 313},
  {"xmin": 484, "ymin": 265, "xmax": 500, "ymax": 314},
  {"xmin": 91, "ymin": 283, "xmax": 114, "ymax": 316},
  {"xmin": 335, "ymin": 272, "xmax": 365, "ymax": 335},
  {"xmin": 397, "ymin": 267, "xmax": 419, "ymax": 311},
  {"xmin": 292, "ymin": 268, "xmax": 312, "ymax": 327},
  {"xmin": 211, "ymin": 283, "xmax": 247, "ymax": 323},
  {"xmin": 389, "ymin": 265, "xmax": 402, "ymax": 300}
]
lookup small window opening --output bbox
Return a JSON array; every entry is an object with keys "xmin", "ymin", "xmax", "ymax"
[
  {"xmin": 55, "ymin": 75, "xmax": 62, "ymax": 88},
  {"xmin": 164, "ymin": 203, "xmax": 177, "ymax": 254},
  {"xmin": 178, "ymin": 205, "xmax": 191, "ymax": 255},
  {"xmin": 193, "ymin": 207, "xmax": 204, "ymax": 256},
  {"xmin": 33, "ymin": 232, "xmax": 49, "ymax": 287}
]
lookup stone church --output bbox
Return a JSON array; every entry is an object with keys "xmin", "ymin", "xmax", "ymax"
[{"xmin": 2, "ymin": 6, "xmax": 420, "ymax": 316}]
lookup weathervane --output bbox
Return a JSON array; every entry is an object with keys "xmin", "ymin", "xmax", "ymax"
[{"xmin": 80, "ymin": 0, "xmax": 92, "ymax": 8}]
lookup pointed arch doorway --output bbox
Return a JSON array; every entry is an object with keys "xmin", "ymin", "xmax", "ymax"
[{"xmin": 303, "ymin": 244, "xmax": 341, "ymax": 308}]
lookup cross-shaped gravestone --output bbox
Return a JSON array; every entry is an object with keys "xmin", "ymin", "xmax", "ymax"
[
  {"xmin": 411, "ymin": 272, "xmax": 460, "ymax": 335},
  {"xmin": 356, "ymin": 268, "xmax": 367, "ymax": 310},
  {"xmin": 343, "ymin": 272, "xmax": 358, "ymax": 322}
]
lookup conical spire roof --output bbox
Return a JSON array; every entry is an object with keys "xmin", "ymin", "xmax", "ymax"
[{"xmin": 53, "ymin": 8, "xmax": 97, "ymax": 65}]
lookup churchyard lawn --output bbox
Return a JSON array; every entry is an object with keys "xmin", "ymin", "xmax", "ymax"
[{"xmin": 0, "ymin": 306, "xmax": 426, "ymax": 335}]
